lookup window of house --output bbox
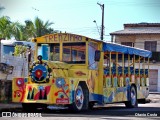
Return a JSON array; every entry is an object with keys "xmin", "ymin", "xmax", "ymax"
[
  {"xmin": 121, "ymin": 42, "xmax": 134, "ymax": 47},
  {"xmin": 144, "ymin": 41, "xmax": 157, "ymax": 52}
]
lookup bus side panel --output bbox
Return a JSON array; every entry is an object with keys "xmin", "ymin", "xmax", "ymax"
[
  {"xmin": 68, "ymin": 70, "xmax": 103, "ymax": 104},
  {"xmin": 103, "ymin": 87, "xmax": 128, "ymax": 103},
  {"xmin": 88, "ymin": 70, "xmax": 104, "ymax": 104},
  {"xmin": 137, "ymin": 86, "xmax": 149, "ymax": 99}
]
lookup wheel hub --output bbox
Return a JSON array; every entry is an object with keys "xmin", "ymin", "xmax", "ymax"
[
  {"xmin": 131, "ymin": 90, "xmax": 136, "ymax": 106},
  {"xmin": 75, "ymin": 87, "xmax": 84, "ymax": 109}
]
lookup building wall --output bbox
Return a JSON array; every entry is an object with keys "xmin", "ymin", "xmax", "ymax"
[
  {"xmin": 115, "ymin": 35, "xmax": 136, "ymax": 44},
  {"xmin": 149, "ymin": 69, "xmax": 158, "ymax": 91},
  {"xmin": 135, "ymin": 34, "xmax": 160, "ymax": 51},
  {"xmin": 0, "ymin": 55, "xmax": 28, "ymax": 80},
  {"xmin": 115, "ymin": 34, "xmax": 160, "ymax": 51},
  {"xmin": 0, "ymin": 55, "xmax": 28, "ymax": 103},
  {"xmin": 149, "ymin": 64, "xmax": 160, "ymax": 92}
]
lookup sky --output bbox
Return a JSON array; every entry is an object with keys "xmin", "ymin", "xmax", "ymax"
[{"xmin": 1, "ymin": 0, "xmax": 160, "ymax": 41}]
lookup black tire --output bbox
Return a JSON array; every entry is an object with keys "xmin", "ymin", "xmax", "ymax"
[
  {"xmin": 125, "ymin": 85, "xmax": 138, "ymax": 108},
  {"xmin": 69, "ymin": 85, "xmax": 89, "ymax": 111},
  {"xmin": 138, "ymin": 98, "xmax": 150, "ymax": 104},
  {"xmin": 89, "ymin": 102, "xmax": 95, "ymax": 109}
]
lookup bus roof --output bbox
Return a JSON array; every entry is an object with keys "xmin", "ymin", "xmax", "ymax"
[
  {"xmin": 33, "ymin": 33, "xmax": 152, "ymax": 58},
  {"xmin": 103, "ymin": 42, "xmax": 152, "ymax": 58}
]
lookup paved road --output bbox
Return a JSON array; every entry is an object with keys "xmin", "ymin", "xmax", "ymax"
[
  {"xmin": 1, "ymin": 103, "xmax": 160, "ymax": 120},
  {"xmin": 0, "ymin": 93, "xmax": 160, "ymax": 119}
]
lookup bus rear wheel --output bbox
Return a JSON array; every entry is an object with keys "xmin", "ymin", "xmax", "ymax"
[
  {"xmin": 125, "ymin": 85, "xmax": 138, "ymax": 108},
  {"xmin": 69, "ymin": 84, "xmax": 89, "ymax": 111}
]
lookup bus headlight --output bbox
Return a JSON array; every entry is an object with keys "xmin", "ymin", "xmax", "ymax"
[
  {"xmin": 56, "ymin": 78, "xmax": 66, "ymax": 88},
  {"xmin": 16, "ymin": 78, "xmax": 24, "ymax": 87}
]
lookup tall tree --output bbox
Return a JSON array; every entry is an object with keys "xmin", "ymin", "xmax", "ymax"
[
  {"xmin": 0, "ymin": 16, "xmax": 55, "ymax": 41},
  {"xmin": 0, "ymin": 16, "xmax": 12, "ymax": 39},
  {"xmin": 24, "ymin": 17, "xmax": 54, "ymax": 40},
  {"xmin": 0, "ymin": 16, "xmax": 23, "ymax": 40},
  {"xmin": 11, "ymin": 22, "xmax": 24, "ymax": 40}
]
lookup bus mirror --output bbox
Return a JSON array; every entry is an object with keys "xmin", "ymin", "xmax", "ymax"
[{"xmin": 94, "ymin": 50, "xmax": 101, "ymax": 61}]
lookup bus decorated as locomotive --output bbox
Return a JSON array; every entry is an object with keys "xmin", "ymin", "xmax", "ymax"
[{"xmin": 12, "ymin": 33, "xmax": 152, "ymax": 111}]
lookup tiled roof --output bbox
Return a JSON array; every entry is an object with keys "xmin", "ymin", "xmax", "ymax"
[
  {"xmin": 110, "ymin": 23, "xmax": 160, "ymax": 35},
  {"xmin": 110, "ymin": 28, "xmax": 160, "ymax": 35},
  {"xmin": 124, "ymin": 23, "xmax": 160, "ymax": 27}
]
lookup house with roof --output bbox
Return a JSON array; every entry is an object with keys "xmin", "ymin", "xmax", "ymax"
[{"xmin": 110, "ymin": 23, "xmax": 160, "ymax": 92}]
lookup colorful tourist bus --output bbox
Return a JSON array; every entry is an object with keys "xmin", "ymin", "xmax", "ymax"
[{"xmin": 12, "ymin": 33, "xmax": 152, "ymax": 111}]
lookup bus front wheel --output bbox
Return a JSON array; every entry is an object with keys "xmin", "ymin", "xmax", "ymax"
[
  {"xmin": 69, "ymin": 85, "xmax": 89, "ymax": 111},
  {"xmin": 125, "ymin": 85, "xmax": 138, "ymax": 108}
]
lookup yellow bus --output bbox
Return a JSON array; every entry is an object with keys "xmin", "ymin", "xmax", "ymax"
[{"xmin": 12, "ymin": 33, "xmax": 152, "ymax": 111}]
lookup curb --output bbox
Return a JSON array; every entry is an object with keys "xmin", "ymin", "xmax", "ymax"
[{"xmin": 149, "ymin": 92, "xmax": 160, "ymax": 94}]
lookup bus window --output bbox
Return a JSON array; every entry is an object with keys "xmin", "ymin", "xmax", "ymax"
[
  {"xmin": 104, "ymin": 52, "xmax": 110, "ymax": 68},
  {"xmin": 88, "ymin": 42, "xmax": 98, "ymax": 69},
  {"xmin": 37, "ymin": 43, "xmax": 60, "ymax": 61},
  {"xmin": 63, "ymin": 42, "xmax": 86, "ymax": 64},
  {"xmin": 37, "ymin": 44, "xmax": 49, "ymax": 60},
  {"xmin": 50, "ymin": 43, "xmax": 60, "ymax": 61},
  {"xmin": 38, "ymin": 46, "xmax": 42, "ymax": 56}
]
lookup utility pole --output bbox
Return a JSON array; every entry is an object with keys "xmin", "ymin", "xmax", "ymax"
[{"xmin": 97, "ymin": 3, "xmax": 104, "ymax": 41}]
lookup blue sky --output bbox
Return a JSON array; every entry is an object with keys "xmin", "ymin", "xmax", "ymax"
[{"xmin": 1, "ymin": 0, "xmax": 160, "ymax": 41}]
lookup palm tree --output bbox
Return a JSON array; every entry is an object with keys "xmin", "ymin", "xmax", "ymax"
[
  {"xmin": 0, "ymin": 16, "xmax": 55, "ymax": 41},
  {"xmin": 11, "ymin": 22, "xmax": 24, "ymax": 40},
  {"xmin": 0, "ymin": 16, "xmax": 25, "ymax": 40},
  {"xmin": 0, "ymin": 16, "xmax": 12, "ymax": 39},
  {"xmin": 25, "ymin": 20, "xmax": 35, "ymax": 36},
  {"xmin": 24, "ymin": 17, "xmax": 54, "ymax": 40}
]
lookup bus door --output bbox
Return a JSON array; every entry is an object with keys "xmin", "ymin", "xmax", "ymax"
[{"xmin": 88, "ymin": 41, "xmax": 99, "ymax": 100}]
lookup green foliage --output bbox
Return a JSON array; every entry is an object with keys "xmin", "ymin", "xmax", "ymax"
[
  {"xmin": 25, "ymin": 16, "xmax": 54, "ymax": 38},
  {"xmin": 14, "ymin": 45, "xmax": 27, "ymax": 56},
  {"xmin": 0, "ymin": 16, "xmax": 12, "ymax": 39},
  {"xmin": 0, "ymin": 16, "xmax": 56, "ymax": 41}
]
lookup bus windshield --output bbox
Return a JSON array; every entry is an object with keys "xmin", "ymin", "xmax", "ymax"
[
  {"xmin": 62, "ymin": 42, "xmax": 86, "ymax": 64},
  {"xmin": 38, "ymin": 42, "xmax": 86, "ymax": 64},
  {"xmin": 38, "ymin": 43, "xmax": 60, "ymax": 61}
]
